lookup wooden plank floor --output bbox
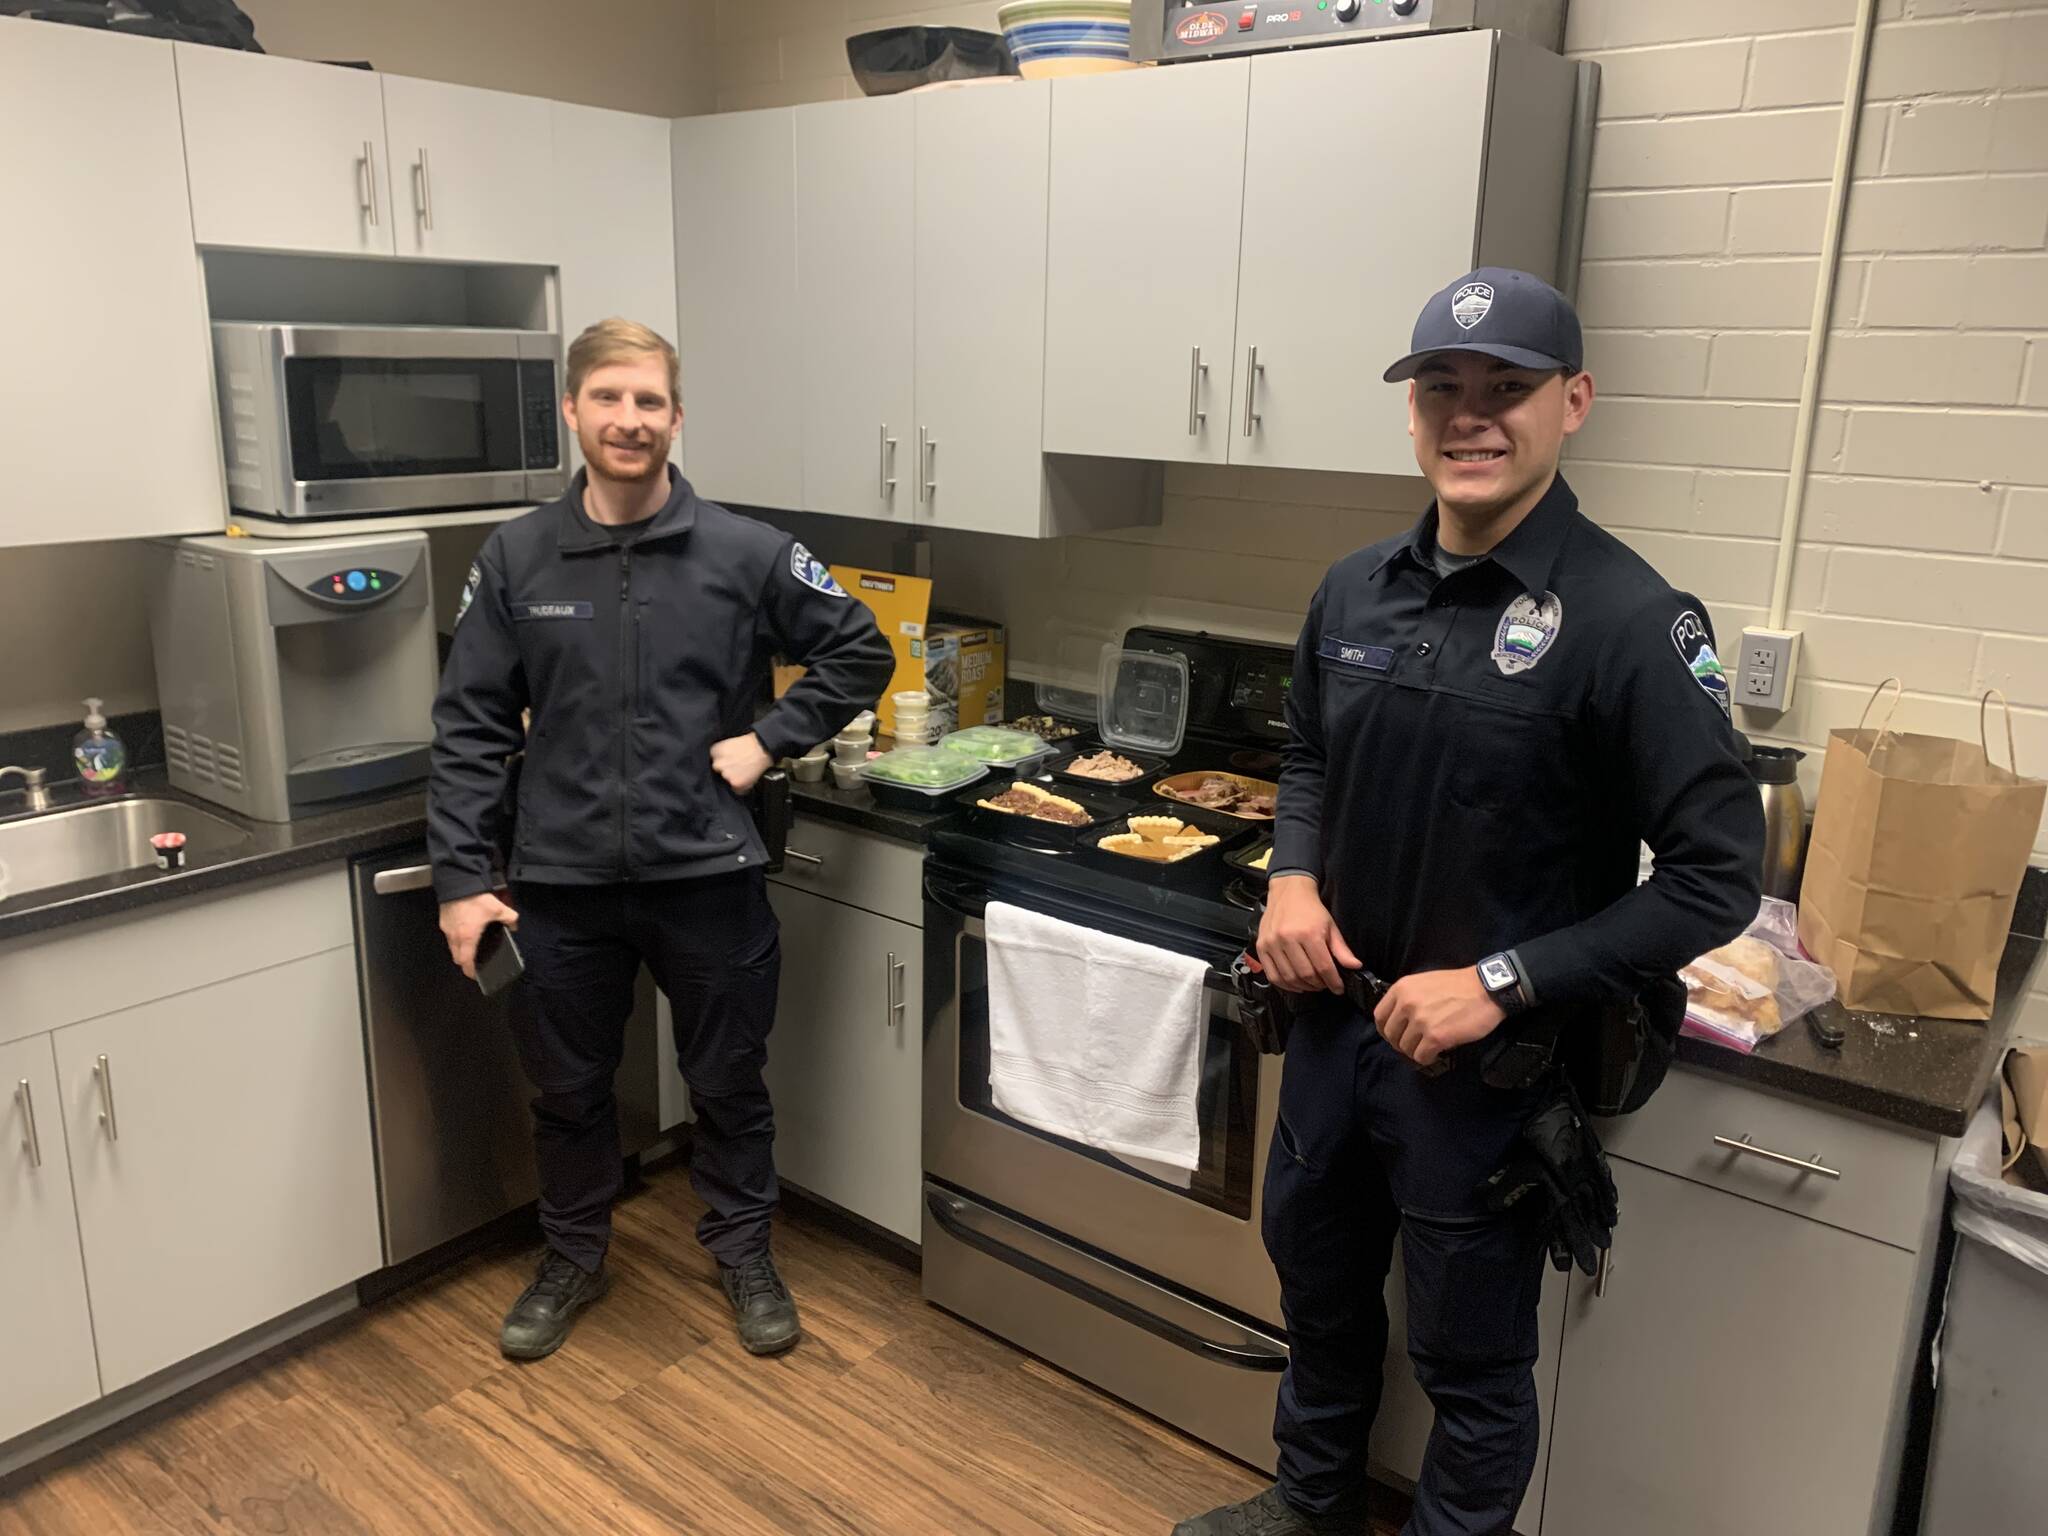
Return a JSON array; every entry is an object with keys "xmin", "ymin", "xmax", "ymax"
[{"xmin": 1, "ymin": 1160, "xmax": 1409, "ymax": 1535}]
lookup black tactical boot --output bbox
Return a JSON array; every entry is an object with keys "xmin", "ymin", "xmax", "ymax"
[
  {"xmin": 499, "ymin": 1249, "xmax": 611, "ymax": 1360},
  {"xmin": 1172, "ymin": 1486, "xmax": 1371, "ymax": 1536},
  {"xmin": 718, "ymin": 1253, "xmax": 801, "ymax": 1355}
]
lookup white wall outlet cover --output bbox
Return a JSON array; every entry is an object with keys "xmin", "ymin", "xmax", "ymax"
[{"xmin": 1736, "ymin": 627, "xmax": 1801, "ymax": 713}]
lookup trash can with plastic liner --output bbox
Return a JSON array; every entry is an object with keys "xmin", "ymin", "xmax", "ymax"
[{"xmin": 1917, "ymin": 1088, "xmax": 2048, "ymax": 1534}]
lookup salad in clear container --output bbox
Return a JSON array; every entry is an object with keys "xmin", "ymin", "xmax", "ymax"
[
  {"xmin": 857, "ymin": 745, "xmax": 991, "ymax": 808},
  {"xmin": 936, "ymin": 725, "xmax": 1051, "ymax": 770}
]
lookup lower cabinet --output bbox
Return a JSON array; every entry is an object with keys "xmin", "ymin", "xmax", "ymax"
[
  {"xmin": 52, "ymin": 945, "xmax": 383, "ymax": 1394},
  {"xmin": 1540, "ymin": 1156, "xmax": 1917, "ymax": 1536},
  {"xmin": 0, "ymin": 1035, "xmax": 101, "ymax": 1445},
  {"xmin": 763, "ymin": 881, "xmax": 923, "ymax": 1244}
]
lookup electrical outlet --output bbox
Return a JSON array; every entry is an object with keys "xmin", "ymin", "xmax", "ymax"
[{"xmin": 1736, "ymin": 628, "xmax": 1801, "ymax": 712}]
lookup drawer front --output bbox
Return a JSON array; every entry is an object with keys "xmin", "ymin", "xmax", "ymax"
[
  {"xmin": 0, "ymin": 866, "xmax": 352, "ymax": 1047},
  {"xmin": 767, "ymin": 815, "xmax": 923, "ymax": 928},
  {"xmin": 1597, "ymin": 1064, "xmax": 1939, "ymax": 1251}
]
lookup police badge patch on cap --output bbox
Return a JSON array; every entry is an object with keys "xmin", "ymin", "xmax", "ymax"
[
  {"xmin": 1493, "ymin": 591, "xmax": 1563, "ymax": 676},
  {"xmin": 455, "ymin": 561, "xmax": 481, "ymax": 625},
  {"xmin": 791, "ymin": 542, "xmax": 848, "ymax": 598},
  {"xmin": 1452, "ymin": 282, "xmax": 1495, "ymax": 331},
  {"xmin": 1671, "ymin": 610, "xmax": 1730, "ymax": 714}
]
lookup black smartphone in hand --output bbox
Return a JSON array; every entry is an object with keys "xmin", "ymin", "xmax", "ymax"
[{"xmin": 474, "ymin": 921, "xmax": 525, "ymax": 998}]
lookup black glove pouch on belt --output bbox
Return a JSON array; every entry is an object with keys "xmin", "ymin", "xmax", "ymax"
[{"xmin": 1482, "ymin": 1074, "xmax": 1621, "ymax": 1278}]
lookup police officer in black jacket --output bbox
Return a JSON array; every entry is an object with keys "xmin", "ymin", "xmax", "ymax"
[
  {"xmin": 1176, "ymin": 271, "xmax": 1763, "ymax": 1536},
  {"xmin": 429, "ymin": 319, "xmax": 895, "ymax": 1363}
]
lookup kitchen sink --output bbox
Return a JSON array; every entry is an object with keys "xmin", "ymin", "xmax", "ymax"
[{"xmin": 0, "ymin": 797, "xmax": 249, "ymax": 903}]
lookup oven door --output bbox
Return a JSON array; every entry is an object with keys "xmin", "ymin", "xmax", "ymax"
[
  {"xmin": 271, "ymin": 327, "xmax": 562, "ymax": 518},
  {"xmin": 922, "ymin": 863, "xmax": 1283, "ymax": 1326}
]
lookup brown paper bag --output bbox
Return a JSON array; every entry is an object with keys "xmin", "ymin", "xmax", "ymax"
[{"xmin": 1797, "ymin": 684, "xmax": 2045, "ymax": 1019}]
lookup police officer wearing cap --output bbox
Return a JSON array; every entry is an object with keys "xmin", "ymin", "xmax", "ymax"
[
  {"xmin": 1175, "ymin": 271, "xmax": 1763, "ymax": 1536},
  {"xmin": 429, "ymin": 318, "xmax": 895, "ymax": 1364}
]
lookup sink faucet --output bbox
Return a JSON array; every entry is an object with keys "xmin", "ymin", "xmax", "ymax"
[{"xmin": 0, "ymin": 766, "xmax": 52, "ymax": 812}]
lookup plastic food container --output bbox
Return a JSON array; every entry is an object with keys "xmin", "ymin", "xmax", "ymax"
[
  {"xmin": 952, "ymin": 777, "xmax": 1135, "ymax": 840},
  {"xmin": 937, "ymin": 725, "xmax": 1053, "ymax": 771},
  {"xmin": 1226, "ymin": 837, "xmax": 1275, "ymax": 886},
  {"xmin": 1049, "ymin": 745, "xmax": 1171, "ymax": 790},
  {"xmin": 1099, "ymin": 645, "xmax": 1190, "ymax": 757},
  {"xmin": 789, "ymin": 748, "xmax": 829, "ymax": 783},
  {"xmin": 1075, "ymin": 804, "xmax": 1255, "ymax": 886},
  {"xmin": 832, "ymin": 733, "xmax": 873, "ymax": 764},
  {"xmin": 858, "ymin": 745, "xmax": 991, "ymax": 809},
  {"xmin": 829, "ymin": 759, "xmax": 863, "ymax": 791},
  {"xmin": 1152, "ymin": 769, "xmax": 1278, "ymax": 821}
]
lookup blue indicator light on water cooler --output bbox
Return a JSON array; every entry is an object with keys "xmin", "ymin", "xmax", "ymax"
[{"xmin": 347, "ymin": 570, "xmax": 367, "ymax": 592}]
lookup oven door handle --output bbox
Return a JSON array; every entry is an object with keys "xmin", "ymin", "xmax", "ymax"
[
  {"xmin": 925, "ymin": 870, "xmax": 1241, "ymax": 988},
  {"xmin": 924, "ymin": 1185, "xmax": 1288, "ymax": 1373}
]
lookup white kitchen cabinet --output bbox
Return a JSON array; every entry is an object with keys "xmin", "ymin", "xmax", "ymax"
[
  {"xmin": 0, "ymin": 1034, "xmax": 101, "ymax": 1445},
  {"xmin": 553, "ymin": 101, "xmax": 681, "ymax": 474},
  {"xmin": 796, "ymin": 96, "xmax": 918, "ymax": 523},
  {"xmin": 1043, "ymin": 61, "xmax": 1251, "ymax": 466},
  {"xmin": 176, "ymin": 43, "xmax": 395, "ymax": 256},
  {"xmin": 380, "ymin": 74, "xmax": 556, "ymax": 265},
  {"xmin": 1540, "ymin": 1157, "xmax": 1917, "ymax": 1536},
  {"xmin": 913, "ymin": 82, "xmax": 1055, "ymax": 537},
  {"xmin": 0, "ymin": 19, "xmax": 221, "ymax": 548},
  {"xmin": 52, "ymin": 945, "xmax": 381, "ymax": 1394},
  {"xmin": 1230, "ymin": 32, "xmax": 1574, "ymax": 475},
  {"xmin": 764, "ymin": 883, "xmax": 923, "ymax": 1243},
  {"xmin": 672, "ymin": 109, "xmax": 804, "ymax": 510}
]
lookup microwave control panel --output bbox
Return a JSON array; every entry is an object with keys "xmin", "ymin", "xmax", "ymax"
[{"xmin": 520, "ymin": 360, "xmax": 561, "ymax": 470}]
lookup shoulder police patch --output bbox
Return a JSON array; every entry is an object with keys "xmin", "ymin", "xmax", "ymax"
[
  {"xmin": 1492, "ymin": 591, "xmax": 1563, "ymax": 676},
  {"xmin": 791, "ymin": 542, "xmax": 848, "ymax": 598},
  {"xmin": 1671, "ymin": 610, "xmax": 1730, "ymax": 714},
  {"xmin": 455, "ymin": 562, "xmax": 480, "ymax": 626}
]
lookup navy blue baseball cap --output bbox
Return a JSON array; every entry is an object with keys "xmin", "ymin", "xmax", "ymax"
[{"xmin": 1382, "ymin": 267, "xmax": 1583, "ymax": 383}]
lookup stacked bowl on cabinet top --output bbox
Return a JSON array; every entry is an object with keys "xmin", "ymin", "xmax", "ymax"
[{"xmin": 997, "ymin": 1, "xmax": 1139, "ymax": 78}]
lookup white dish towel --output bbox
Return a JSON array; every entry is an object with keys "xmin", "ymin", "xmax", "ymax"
[{"xmin": 985, "ymin": 900, "xmax": 1209, "ymax": 1182}]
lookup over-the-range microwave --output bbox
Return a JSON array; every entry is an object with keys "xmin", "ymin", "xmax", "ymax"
[{"xmin": 212, "ymin": 323, "xmax": 567, "ymax": 522}]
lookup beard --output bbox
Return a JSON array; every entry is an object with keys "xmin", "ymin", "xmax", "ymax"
[{"xmin": 579, "ymin": 424, "xmax": 668, "ymax": 486}]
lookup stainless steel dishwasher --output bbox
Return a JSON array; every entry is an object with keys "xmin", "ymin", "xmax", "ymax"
[{"xmin": 352, "ymin": 844, "xmax": 660, "ymax": 1267}]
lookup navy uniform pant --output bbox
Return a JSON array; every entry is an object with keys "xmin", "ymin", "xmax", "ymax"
[
  {"xmin": 508, "ymin": 873, "xmax": 780, "ymax": 1273},
  {"xmin": 1265, "ymin": 1004, "xmax": 1548, "ymax": 1536}
]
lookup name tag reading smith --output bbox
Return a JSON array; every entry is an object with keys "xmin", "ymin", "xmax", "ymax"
[
  {"xmin": 1320, "ymin": 636, "xmax": 1394, "ymax": 673},
  {"xmin": 513, "ymin": 601, "xmax": 595, "ymax": 621}
]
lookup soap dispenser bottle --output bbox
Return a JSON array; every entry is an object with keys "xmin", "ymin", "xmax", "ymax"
[{"xmin": 73, "ymin": 697, "xmax": 129, "ymax": 797}]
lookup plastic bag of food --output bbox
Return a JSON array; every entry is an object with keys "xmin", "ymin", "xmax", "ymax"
[{"xmin": 1679, "ymin": 896, "xmax": 1838, "ymax": 1053}]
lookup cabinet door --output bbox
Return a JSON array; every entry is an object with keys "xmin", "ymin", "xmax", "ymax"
[
  {"xmin": 763, "ymin": 886, "xmax": 922, "ymax": 1243},
  {"xmin": 1541, "ymin": 1159, "xmax": 1915, "ymax": 1536},
  {"xmin": 914, "ymin": 81, "xmax": 1053, "ymax": 537},
  {"xmin": 553, "ymin": 102, "xmax": 680, "ymax": 476},
  {"xmin": 55, "ymin": 947, "xmax": 382, "ymax": 1394},
  {"xmin": 1231, "ymin": 34, "xmax": 1492, "ymax": 475},
  {"xmin": 0, "ymin": 20, "xmax": 221, "ymax": 548},
  {"xmin": 0, "ymin": 1034, "xmax": 100, "ymax": 1443},
  {"xmin": 381, "ymin": 74, "xmax": 556, "ymax": 264},
  {"xmin": 1043, "ymin": 62, "xmax": 1249, "ymax": 465},
  {"xmin": 796, "ymin": 97, "xmax": 917, "ymax": 523},
  {"xmin": 176, "ymin": 43, "xmax": 394, "ymax": 256},
  {"xmin": 673, "ymin": 109, "xmax": 804, "ymax": 510}
]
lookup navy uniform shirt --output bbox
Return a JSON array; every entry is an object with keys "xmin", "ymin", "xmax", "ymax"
[{"xmin": 1269, "ymin": 473, "xmax": 1764, "ymax": 1009}]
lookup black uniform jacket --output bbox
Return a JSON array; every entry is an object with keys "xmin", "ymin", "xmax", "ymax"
[{"xmin": 428, "ymin": 469, "xmax": 894, "ymax": 900}]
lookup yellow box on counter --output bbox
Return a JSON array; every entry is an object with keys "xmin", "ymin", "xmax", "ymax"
[{"xmin": 830, "ymin": 565, "xmax": 1004, "ymax": 737}]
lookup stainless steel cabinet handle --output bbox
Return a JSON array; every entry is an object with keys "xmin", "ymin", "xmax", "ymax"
[
  {"xmin": 414, "ymin": 147, "xmax": 434, "ymax": 231},
  {"xmin": 15, "ymin": 1079, "xmax": 40, "ymax": 1169},
  {"xmin": 880, "ymin": 424, "xmax": 898, "ymax": 500},
  {"xmin": 357, "ymin": 142, "xmax": 378, "ymax": 226},
  {"xmin": 915, "ymin": 426, "xmax": 927, "ymax": 505},
  {"xmin": 1187, "ymin": 345, "xmax": 1208, "ymax": 435},
  {"xmin": 94, "ymin": 1055, "xmax": 118, "ymax": 1143},
  {"xmin": 1593, "ymin": 1245, "xmax": 1614, "ymax": 1299},
  {"xmin": 783, "ymin": 848, "xmax": 824, "ymax": 868},
  {"xmin": 1712, "ymin": 1134, "xmax": 1841, "ymax": 1181},
  {"xmin": 1242, "ymin": 345, "xmax": 1263, "ymax": 437},
  {"xmin": 887, "ymin": 952, "xmax": 907, "ymax": 1030},
  {"xmin": 373, "ymin": 865, "xmax": 436, "ymax": 895},
  {"xmin": 922, "ymin": 431, "xmax": 938, "ymax": 503}
]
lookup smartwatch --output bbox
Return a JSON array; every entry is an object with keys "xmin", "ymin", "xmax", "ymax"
[{"xmin": 1477, "ymin": 951, "xmax": 1532, "ymax": 1016}]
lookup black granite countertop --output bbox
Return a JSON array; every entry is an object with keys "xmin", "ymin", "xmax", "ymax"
[
  {"xmin": 0, "ymin": 767, "xmax": 941, "ymax": 944},
  {"xmin": 1673, "ymin": 930, "xmax": 2045, "ymax": 1137}
]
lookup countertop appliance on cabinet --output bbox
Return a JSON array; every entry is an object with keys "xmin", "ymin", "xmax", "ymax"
[{"xmin": 1132, "ymin": 0, "xmax": 1566, "ymax": 62}]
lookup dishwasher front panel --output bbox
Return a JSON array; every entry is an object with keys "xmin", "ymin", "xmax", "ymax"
[{"xmin": 351, "ymin": 846, "xmax": 660, "ymax": 1267}]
